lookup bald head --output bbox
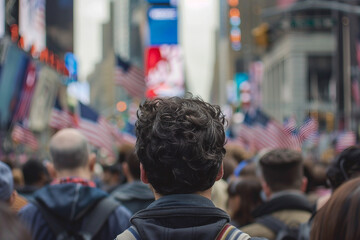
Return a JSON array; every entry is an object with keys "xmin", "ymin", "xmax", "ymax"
[{"xmin": 50, "ymin": 129, "xmax": 89, "ymax": 171}]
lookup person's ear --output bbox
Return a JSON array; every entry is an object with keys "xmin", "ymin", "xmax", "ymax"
[
  {"xmin": 140, "ymin": 164, "xmax": 149, "ymax": 184},
  {"xmin": 261, "ymin": 180, "xmax": 272, "ymax": 199},
  {"xmin": 45, "ymin": 161, "xmax": 57, "ymax": 179},
  {"xmin": 301, "ymin": 177, "xmax": 308, "ymax": 193},
  {"xmin": 88, "ymin": 153, "xmax": 96, "ymax": 173},
  {"xmin": 215, "ymin": 163, "xmax": 224, "ymax": 181},
  {"xmin": 122, "ymin": 162, "xmax": 129, "ymax": 177}
]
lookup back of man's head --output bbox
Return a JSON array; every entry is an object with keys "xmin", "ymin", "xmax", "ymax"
[
  {"xmin": 259, "ymin": 148, "xmax": 303, "ymax": 192},
  {"xmin": 327, "ymin": 146, "xmax": 360, "ymax": 190},
  {"xmin": 22, "ymin": 159, "xmax": 48, "ymax": 186},
  {"xmin": 136, "ymin": 96, "xmax": 226, "ymax": 195},
  {"xmin": 49, "ymin": 128, "xmax": 89, "ymax": 171}
]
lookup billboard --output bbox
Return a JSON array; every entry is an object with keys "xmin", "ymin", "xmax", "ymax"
[
  {"xmin": 19, "ymin": 0, "xmax": 46, "ymax": 53},
  {"xmin": 145, "ymin": 45, "xmax": 184, "ymax": 98},
  {"xmin": 147, "ymin": 0, "xmax": 178, "ymax": 5},
  {"xmin": 147, "ymin": 6, "xmax": 178, "ymax": 45}
]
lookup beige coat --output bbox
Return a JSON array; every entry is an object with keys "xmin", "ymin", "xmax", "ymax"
[{"xmin": 240, "ymin": 209, "xmax": 311, "ymax": 240}]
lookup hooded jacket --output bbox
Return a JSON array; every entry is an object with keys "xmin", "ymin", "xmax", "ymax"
[
  {"xmin": 19, "ymin": 182, "xmax": 132, "ymax": 240},
  {"xmin": 111, "ymin": 181, "xmax": 154, "ymax": 214},
  {"xmin": 118, "ymin": 194, "xmax": 251, "ymax": 240},
  {"xmin": 241, "ymin": 192, "xmax": 313, "ymax": 240}
]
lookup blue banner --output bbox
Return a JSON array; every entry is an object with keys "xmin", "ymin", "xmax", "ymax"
[
  {"xmin": 147, "ymin": 0, "xmax": 178, "ymax": 5},
  {"xmin": 147, "ymin": 6, "xmax": 178, "ymax": 45}
]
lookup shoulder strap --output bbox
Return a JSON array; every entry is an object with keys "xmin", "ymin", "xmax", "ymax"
[
  {"xmin": 256, "ymin": 215, "xmax": 287, "ymax": 234},
  {"xmin": 81, "ymin": 196, "xmax": 120, "ymax": 237},
  {"xmin": 32, "ymin": 200, "xmax": 70, "ymax": 239},
  {"xmin": 216, "ymin": 223, "xmax": 250, "ymax": 240},
  {"xmin": 115, "ymin": 226, "xmax": 141, "ymax": 240}
]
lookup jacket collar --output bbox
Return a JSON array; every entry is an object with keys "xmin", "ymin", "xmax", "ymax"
[
  {"xmin": 252, "ymin": 191, "xmax": 313, "ymax": 218},
  {"xmin": 147, "ymin": 194, "xmax": 215, "ymax": 209}
]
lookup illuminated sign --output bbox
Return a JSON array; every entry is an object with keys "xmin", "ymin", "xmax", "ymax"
[
  {"xmin": 145, "ymin": 45, "xmax": 184, "ymax": 98},
  {"xmin": 148, "ymin": 6, "xmax": 178, "ymax": 45}
]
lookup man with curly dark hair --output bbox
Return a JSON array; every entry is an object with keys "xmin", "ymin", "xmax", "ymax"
[{"xmin": 115, "ymin": 96, "xmax": 262, "ymax": 240}]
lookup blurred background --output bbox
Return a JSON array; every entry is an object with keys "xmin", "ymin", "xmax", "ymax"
[{"xmin": 0, "ymin": 0, "xmax": 359, "ymax": 164}]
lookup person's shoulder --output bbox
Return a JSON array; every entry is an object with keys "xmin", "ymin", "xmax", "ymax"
[
  {"xmin": 18, "ymin": 202, "xmax": 38, "ymax": 217},
  {"xmin": 241, "ymin": 222, "xmax": 275, "ymax": 240},
  {"xmin": 107, "ymin": 204, "xmax": 132, "ymax": 232},
  {"xmin": 113, "ymin": 204, "xmax": 132, "ymax": 218},
  {"xmin": 114, "ymin": 226, "xmax": 139, "ymax": 240},
  {"xmin": 218, "ymin": 224, "xmax": 269, "ymax": 240}
]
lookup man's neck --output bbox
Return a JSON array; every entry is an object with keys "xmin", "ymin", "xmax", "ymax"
[
  {"xmin": 152, "ymin": 187, "xmax": 213, "ymax": 201},
  {"xmin": 56, "ymin": 168, "xmax": 91, "ymax": 180},
  {"xmin": 269, "ymin": 189, "xmax": 303, "ymax": 200}
]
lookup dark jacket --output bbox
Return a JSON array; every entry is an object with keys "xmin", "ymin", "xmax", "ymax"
[
  {"xmin": 241, "ymin": 192, "xmax": 313, "ymax": 240},
  {"xmin": 19, "ymin": 183, "xmax": 132, "ymax": 240},
  {"xmin": 111, "ymin": 181, "xmax": 154, "ymax": 214},
  {"xmin": 117, "ymin": 194, "xmax": 252, "ymax": 240},
  {"xmin": 18, "ymin": 185, "xmax": 40, "ymax": 201}
]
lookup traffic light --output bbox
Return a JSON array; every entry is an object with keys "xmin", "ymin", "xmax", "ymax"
[
  {"xmin": 228, "ymin": 0, "xmax": 241, "ymax": 51},
  {"xmin": 252, "ymin": 23, "xmax": 269, "ymax": 48}
]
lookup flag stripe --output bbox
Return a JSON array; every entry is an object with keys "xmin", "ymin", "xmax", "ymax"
[
  {"xmin": 114, "ymin": 57, "xmax": 146, "ymax": 99},
  {"xmin": 12, "ymin": 123, "xmax": 38, "ymax": 150}
]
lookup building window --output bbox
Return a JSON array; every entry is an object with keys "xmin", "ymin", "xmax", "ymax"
[{"xmin": 307, "ymin": 55, "xmax": 332, "ymax": 102}]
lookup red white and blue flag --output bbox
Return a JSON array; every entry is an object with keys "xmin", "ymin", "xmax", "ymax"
[
  {"xmin": 49, "ymin": 99, "xmax": 74, "ymax": 130},
  {"xmin": 77, "ymin": 102, "xmax": 115, "ymax": 157},
  {"xmin": 115, "ymin": 56, "xmax": 146, "ymax": 99},
  {"xmin": 236, "ymin": 110, "xmax": 318, "ymax": 152},
  {"xmin": 299, "ymin": 118, "xmax": 318, "ymax": 142},
  {"xmin": 12, "ymin": 122, "xmax": 38, "ymax": 150},
  {"xmin": 336, "ymin": 131, "xmax": 356, "ymax": 153},
  {"xmin": 12, "ymin": 62, "xmax": 37, "ymax": 122}
]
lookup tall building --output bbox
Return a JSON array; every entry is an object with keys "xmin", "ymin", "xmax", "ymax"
[{"xmin": 254, "ymin": 0, "xmax": 360, "ymax": 132}]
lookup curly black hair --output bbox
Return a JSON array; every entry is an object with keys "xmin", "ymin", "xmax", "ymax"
[{"xmin": 135, "ymin": 95, "xmax": 227, "ymax": 195}]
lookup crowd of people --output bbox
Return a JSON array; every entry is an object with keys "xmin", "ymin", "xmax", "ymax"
[{"xmin": 0, "ymin": 95, "xmax": 359, "ymax": 240}]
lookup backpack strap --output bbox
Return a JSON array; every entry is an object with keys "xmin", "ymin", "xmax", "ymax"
[
  {"xmin": 215, "ymin": 223, "xmax": 250, "ymax": 240},
  {"xmin": 256, "ymin": 215, "xmax": 287, "ymax": 234},
  {"xmin": 33, "ymin": 197, "xmax": 120, "ymax": 239},
  {"xmin": 115, "ymin": 226, "xmax": 141, "ymax": 240},
  {"xmin": 81, "ymin": 196, "xmax": 120, "ymax": 237},
  {"xmin": 32, "ymin": 200, "xmax": 65, "ymax": 236}
]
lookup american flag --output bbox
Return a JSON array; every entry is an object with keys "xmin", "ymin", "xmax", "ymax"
[
  {"xmin": 299, "ymin": 118, "xmax": 318, "ymax": 141},
  {"xmin": 237, "ymin": 110, "xmax": 318, "ymax": 152},
  {"xmin": 240, "ymin": 109, "xmax": 289, "ymax": 151},
  {"xmin": 12, "ymin": 123, "xmax": 38, "ymax": 150},
  {"xmin": 336, "ymin": 131, "xmax": 356, "ymax": 153},
  {"xmin": 13, "ymin": 62, "xmax": 37, "ymax": 122},
  {"xmin": 99, "ymin": 116, "xmax": 137, "ymax": 146},
  {"xmin": 283, "ymin": 117, "xmax": 302, "ymax": 150},
  {"xmin": 77, "ymin": 102, "xmax": 114, "ymax": 157},
  {"xmin": 49, "ymin": 99, "xmax": 74, "ymax": 130},
  {"xmin": 283, "ymin": 116, "xmax": 297, "ymax": 135},
  {"xmin": 114, "ymin": 56, "xmax": 146, "ymax": 99}
]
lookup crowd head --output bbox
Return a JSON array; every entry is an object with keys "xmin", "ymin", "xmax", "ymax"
[
  {"xmin": 326, "ymin": 146, "xmax": 360, "ymax": 190},
  {"xmin": 0, "ymin": 161, "xmax": 14, "ymax": 203},
  {"xmin": 135, "ymin": 95, "xmax": 226, "ymax": 195},
  {"xmin": 259, "ymin": 148, "xmax": 305, "ymax": 193},
  {"xmin": 49, "ymin": 128, "xmax": 90, "ymax": 171},
  {"xmin": 311, "ymin": 177, "xmax": 360, "ymax": 240}
]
